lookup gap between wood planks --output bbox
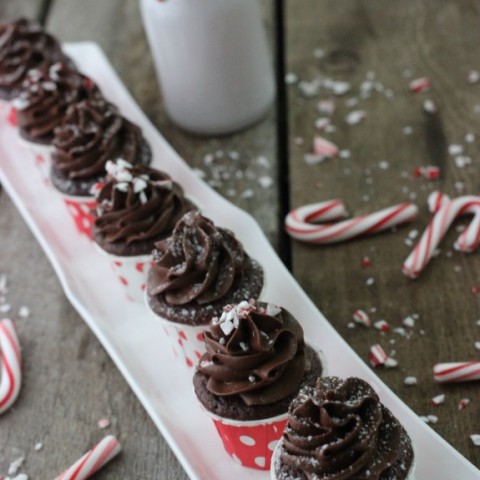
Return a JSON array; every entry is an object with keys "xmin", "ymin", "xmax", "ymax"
[{"xmin": 274, "ymin": 0, "xmax": 292, "ymax": 270}]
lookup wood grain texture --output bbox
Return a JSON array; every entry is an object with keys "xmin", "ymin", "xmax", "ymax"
[
  {"xmin": 286, "ymin": 0, "xmax": 480, "ymax": 467},
  {"xmin": 0, "ymin": 0, "xmax": 46, "ymax": 21},
  {"xmin": 0, "ymin": 0, "xmax": 277, "ymax": 479}
]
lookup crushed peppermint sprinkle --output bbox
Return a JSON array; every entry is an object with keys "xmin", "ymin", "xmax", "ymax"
[
  {"xmin": 404, "ymin": 376, "xmax": 417, "ymax": 385},
  {"xmin": 458, "ymin": 398, "xmax": 470, "ymax": 410},
  {"xmin": 361, "ymin": 256, "xmax": 371, "ymax": 268},
  {"xmin": 402, "ymin": 316, "xmax": 415, "ymax": 328},
  {"xmin": 353, "ymin": 309, "xmax": 371, "ymax": 327},
  {"xmin": 18, "ymin": 306, "xmax": 30, "ymax": 318},
  {"xmin": 467, "ymin": 70, "xmax": 480, "ymax": 84},
  {"xmin": 215, "ymin": 301, "xmax": 255, "ymax": 335},
  {"xmin": 284, "ymin": 72, "xmax": 298, "ymax": 84},
  {"xmin": 421, "ymin": 414, "xmax": 439, "ymax": 424},
  {"xmin": 384, "ymin": 357, "xmax": 398, "ymax": 368},
  {"xmin": 432, "ymin": 394, "xmax": 445, "ymax": 406},
  {"xmin": 423, "ymin": 99, "xmax": 437, "ymax": 113},
  {"xmin": 448, "ymin": 144, "xmax": 463, "ymax": 156},
  {"xmin": 8, "ymin": 457, "xmax": 25, "ymax": 476},
  {"xmin": 345, "ymin": 110, "xmax": 366, "ymax": 125},
  {"xmin": 470, "ymin": 434, "xmax": 480, "ymax": 446},
  {"xmin": 98, "ymin": 418, "xmax": 111, "ymax": 429},
  {"xmin": 474, "ymin": 341, "xmax": 480, "ymax": 351},
  {"xmin": 248, "ymin": 375, "xmax": 256, "ymax": 383},
  {"xmin": 366, "ymin": 277, "xmax": 375, "ymax": 286},
  {"xmin": 266, "ymin": 303, "xmax": 281, "ymax": 317},
  {"xmin": 409, "ymin": 77, "xmax": 430, "ymax": 93},
  {"xmin": 34, "ymin": 442, "xmax": 43, "ymax": 451},
  {"xmin": 374, "ymin": 320, "xmax": 390, "ymax": 332}
]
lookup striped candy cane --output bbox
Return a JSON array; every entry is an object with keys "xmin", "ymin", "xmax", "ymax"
[
  {"xmin": 404, "ymin": 195, "xmax": 480, "ymax": 278},
  {"xmin": 285, "ymin": 201, "xmax": 418, "ymax": 244},
  {"xmin": 55, "ymin": 435, "xmax": 121, "ymax": 480},
  {"xmin": 433, "ymin": 362, "xmax": 480, "ymax": 383},
  {"xmin": 427, "ymin": 191, "xmax": 480, "ymax": 253},
  {"xmin": 0, "ymin": 319, "xmax": 22, "ymax": 415}
]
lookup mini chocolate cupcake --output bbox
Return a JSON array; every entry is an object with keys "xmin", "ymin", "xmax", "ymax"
[
  {"xmin": 271, "ymin": 376, "xmax": 415, "ymax": 480},
  {"xmin": 50, "ymin": 97, "xmax": 152, "ymax": 238},
  {"xmin": 15, "ymin": 62, "xmax": 100, "ymax": 145},
  {"xmin": 0, "ymin": 18, "xmax": 68, "ymax": 100},
  {"xmin": 92, "ymin": 159, "xmax": 196, "ymax": 302},
  {"xmin": 146, "ymin": 211, "xmax": 264, "ymax": 326},
  {"xmin": 93, "ymin": 160, "xmax": 195, "ymax": 256},
  {"xmin": 193, "ymin": 300, "xmax": 324, "ymax": 470},
  {"xmin": 51, "ymin": 97, "xmax": 151, "ymax": 197}
]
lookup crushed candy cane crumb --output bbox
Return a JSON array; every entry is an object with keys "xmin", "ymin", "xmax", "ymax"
[
  {"xmin": 98, "ymin": 418, "xmax": 111, "ymax": 429},
  {"xmin": 432, "ymin": 394, "xmax": 445, "ymax": 406}
]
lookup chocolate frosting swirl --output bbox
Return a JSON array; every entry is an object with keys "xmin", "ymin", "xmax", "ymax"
[
  {"xmin": 51, "ymin": 97, "xmax": 150, "ymax": 184},
  {"xmin": 148, "ymin": 212, "xmax": 248, "ymax": 306},
  {"xmin": 93, "ymin": 160, "xmax": 195, "ymax": 250},
  {"xmin": 0, "ymin": 18, "xmax": 67, "ymax": 99},
  {"xmin": 197, "ymin": 301, "xmax": 306, "ymax": 406},
  {"xmin": 15, "ymin": 62, "xmax": 100, "ymax": 144},
  {"xmin": 280, "ymin": 377, "xmax": 414, "ymax": 480}
]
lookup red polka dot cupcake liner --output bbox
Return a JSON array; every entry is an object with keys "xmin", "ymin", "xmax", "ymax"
[
  {"xmin": 94, "ymin": 245, "xmax": 153, "ymax": 303},
  {"xmin": 207, "ymin": 411, "xmax": 288, "ymax": 471},
  {"xmin": 149, "ymin": 314, "xmax": 207, "ymax": 369},
  {"xmin": 60, "ymin": 194, "xmax": 96, "ymax": 239},
  {"xmin": 0, "ymin": 101, "xmax": 15, "ymax": 125}
]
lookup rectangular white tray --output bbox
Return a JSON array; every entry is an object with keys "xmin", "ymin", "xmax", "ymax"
[{"xmin": 0, "ymin": 42, "xmax": 477, "ymax": 479}]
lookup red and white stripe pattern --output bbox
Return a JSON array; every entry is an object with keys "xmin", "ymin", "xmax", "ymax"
[
  {"xmin": 403, "ymin": 194, "xmax": 480, "ymax": 278},
  {"xmin": 409, "ymin": 77, "xmax": 431, "ymax": 93},
  {"xmin": 427, "ymin": 191, "xmax": 480, "ymax": 253},
  {"xmin": 0, "ymin": 319, "xmax": 22, "ymax": 415},
  {"xmin": 352, "ymin": 309, "xmax": 371, "ymax": 327},
  {"xmin": 55, "ymin": 435, "xmax": 121, "ymax": 480},
  {"xmin": 313, "ymin": 136, "xmax": 339, "ymax": 158},
  {"xmin": 369, "ymin": 344, "xmax": 388, "ymax": 367},
  {"xmin": 433, "ymin": 362, "xmax": 480, "ymax": 383},
  {"xmin": 286, "ymin": 201, "xmax": 418, "ymax": 244}
]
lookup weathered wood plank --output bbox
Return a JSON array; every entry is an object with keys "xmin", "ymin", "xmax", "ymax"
[
  {"xmin": 0, "ymin": 0, "xmax": 278, "ymax": 479},
  {"xmin": 286, "ymin": 0, "xmax": 479, "ymax": 467},
  {"xmin": 0, "ymin": 0, "xmax": 46, "ymax": 22}
]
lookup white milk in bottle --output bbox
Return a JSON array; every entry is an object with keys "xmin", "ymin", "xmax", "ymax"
[{"xmin": 140, "ymin": 0, "xmax": 275, "ymax": 135}]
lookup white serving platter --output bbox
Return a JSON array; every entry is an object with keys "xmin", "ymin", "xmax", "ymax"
[{"xmin": 0, "ymin": 42, "xmax": 478, "ymax": 479}]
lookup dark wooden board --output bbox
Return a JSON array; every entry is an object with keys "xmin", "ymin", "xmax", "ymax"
[{"xmin": 286, "ymin": 0, "xmax": 480, "ymax": 467}]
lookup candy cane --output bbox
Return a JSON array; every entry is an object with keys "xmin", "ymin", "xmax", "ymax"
[
  {"xmin": 403, "ymin": 195, "xmax": 480, "ymax": 278},
  {"xmin": 433, "ymin": 362, "xmax": 480, "ymax": 383},
  {"xmin": 285, "ymin": 202, "xmax": 418, "ymax": 244},
  {"xmin": 428, "ymin": 191, "xmax": 480, "ymax": 253},
  {"xmin": 55, "ymin": 435, "xmax": 121, "ymax": 480},
  {"xmin": 0, "ymin": 319, "xmax": 22, "ymax": 415}
]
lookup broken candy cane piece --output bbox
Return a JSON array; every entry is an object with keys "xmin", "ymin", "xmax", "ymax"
[
  {"xmin": 55, "ymin": 435, "xmax": 121, "ymax": 480},
  {"xmin": 409, "ymin": 77, "xmax": 430, "ymax": 93},
  {"xmin": 0, "ymin": 319, "xmax": 22, "ymax": 415},
  {"xmin": 286, "ymin": 201, "xmax": 418, "ymax": 244},
  {"xmin": 433, "ymin": 362, "xmax": 480, "ymax": 383}
]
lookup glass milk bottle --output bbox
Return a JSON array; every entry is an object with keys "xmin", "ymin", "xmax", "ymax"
[{"xmin": 140, "ymin": 0, "xmax": 275, "ymax": 135}]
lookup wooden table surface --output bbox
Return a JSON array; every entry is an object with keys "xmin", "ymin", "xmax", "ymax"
[{"xmin": 1, "ymin": 0, "xmax": 479, "ymax": 478}]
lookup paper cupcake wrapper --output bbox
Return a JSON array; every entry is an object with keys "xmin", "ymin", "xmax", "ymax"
[
  {"xmin": 16, "ymin": 134, "xmax": 54, "ymax": 187},
  {"xmin": 95, "ymin": 245, "xmax": 153, "ymax": 303},
  {"xmin": 0, "ymin": 101, "xmax": 15, "ymax": 126},
  {"xmin": 270, "ymin": 439, "xmax": 417, "ymax": 479},
  {"xmin": 59, "ymin": 194, "xmax": 96, "ymax": 239},
  {"xmin": 147, "ymin": 306, "xmax": 207, "ymax": 369},
  {"xmin": 207, "ymin": 411, "xmax": 288, "ymax": 471}
]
